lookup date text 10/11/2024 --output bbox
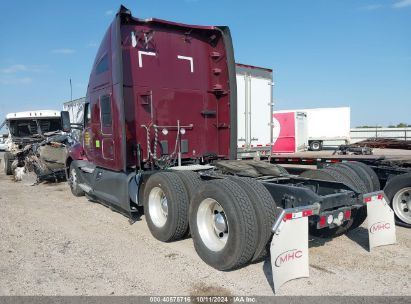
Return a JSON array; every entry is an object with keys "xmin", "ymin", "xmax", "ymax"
[{"xmin": 149, "ymin": 296, "xmax": 257, "ymax": 303}]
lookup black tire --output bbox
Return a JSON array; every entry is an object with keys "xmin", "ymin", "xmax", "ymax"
[
  {"xmin": 302, "ymin": 168, "xmax": 355, "ymax": 238},
  {"xmin": 175, "ymin": 171, "xmax": 203, "ymax": 236},
  {"xmin": 384, "ymin": 173, "xmax": 411, "ymax": 228},
  {"xmin": 348, "ymin": 207, "xmax": 368, "ymax": 231},
  {"xmin": 338, "ymin": 163, "xmax": 373, "ymax": 192},
  {"xmin": 174, "ymin": 171, "xmax": 203, "ymax": 202},
  {"xmin": 331, "ymin": 165, "xmax": 368, "ymax": 194},
  {"xmin": 309, "ymin": 141, "xmax": 322, "ymax": 151},
  {"xmin": 144, "ymin": 172, "xmax": 189, "ymax": 242},
  {"xmin": 300, "ymin": 169, "xmax": 336, "ymax": 181},
  {"xmin": 229, "ymin": 177, "xmax": 277, "ymax": 262},
  {"xmin": 349, "ymin": 161, "xmax": 380, "ymax": 191},
  {"xmin": 324, "ymin": 166, "xmax": 371, "ymax": 233},
  {"xmin": 189, "ymin": 179, "xmax": 258, "ymax": 271},
  {"xmin": 276, "ymin": 165, "xmax": 289, "ymax": 176},
  {"xmin": 68, "ymin": 163, "xmax": 85, "ymax": 197},
  {"xmin": 3, "ymin": 152, "xmax": 14, "ymax": 175},
  {"xmin": 332, "ymin": 164, "xmax": 372, "ymax": 231},
  {"xmin": 322, "ymin": 167, "xmax": 364, "ymax": 192}
]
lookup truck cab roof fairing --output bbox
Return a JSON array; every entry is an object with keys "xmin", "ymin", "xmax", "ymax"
[{"xmin": 86, "ymin": 5, "xmax": 236, "ymax": 171}]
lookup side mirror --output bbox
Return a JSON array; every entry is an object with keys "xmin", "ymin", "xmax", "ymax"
[{"xmin": 61, "ymin": 111, "xmax": 71, "ymax": 133}]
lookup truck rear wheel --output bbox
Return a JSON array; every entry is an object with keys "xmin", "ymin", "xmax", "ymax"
[
  {"xmin": 323, "ymin": 167, "xmax": 365, "ymax": 192},
  {"xmin": 333, "ymin": 163, "xmax": 381, "ymax": 233},
  {"xmin": 300, "ymin": 168, "xmax": 335, "ymax": 181},
  {"xmin": 338, "ymin": 163, "xmax": 373, "ymax": 192},
  {"xmin": 332, "ymin": 165, "xmax": 369, "ymax": 193},
  {"xmin": 309, "ymin": 141, "xmax": 322, "ymax": 151},
  {"xmin": 189, "ymin": 179, "xmax": 258, "ymax": 270},
  {"xmin": 349, "ymin": 161, "xmax": 380, "ymax": 191},
  {"xmin": 384, "ymin": 173, "xmax": 411, "ymax": 227},
  {"xmin": 302, "ymin": 168, "xmax": 356, "ymax": 238},
  {"xmin": 174, "ymin": 170, "xmax": 203, "ymax": 202},
  {"xmin": 228, "ymin": 177, "xmax": 278, "ymax": 262},
  {"xmin": 3, "ymin": 152, "xmax": 14, "ymax": 175},
  {"xmin": 330, "ymin": 164, "xmax": 374, "ymax": 231},
  {"xmin": 144, "ymin": 172, "xmax": 189, "ymax": 242},
  {"xmin": 68, "ymin": 163, "xmax": 85, "ymax": 197}
]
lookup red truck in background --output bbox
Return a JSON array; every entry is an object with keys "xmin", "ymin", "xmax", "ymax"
[{"xmin": 62, "ymin": 6, "xmax": 392, "ymax": 276}]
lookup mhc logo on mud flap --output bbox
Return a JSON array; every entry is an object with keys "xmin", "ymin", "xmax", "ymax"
[
  {"xmin": 369, "ymin": 221, "xmax": 391, "ymax": 234},
  {"xmin": 275, "ymin": 249, "xmax": 303, "ymax": 267}
]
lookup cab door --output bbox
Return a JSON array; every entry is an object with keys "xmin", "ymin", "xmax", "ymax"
[
  {"xmin": 84, "ymin": 91, "xmax": 115, "ymax": 167},
  {"xmin": 82, "ymin": 100, "xmax": 94, "ymax": 160}
]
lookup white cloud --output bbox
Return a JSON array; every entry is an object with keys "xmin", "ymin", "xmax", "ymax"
[
  {"xmin": 0, "ymin": 64, "xmax": 45, "ymax": 74},
  {"xmin": 0, "ymin": 64, "xmax": 46, "ymax": 85},
  {"xmin": 393, "ymin": 0, "xmax": 411, "ymax": 8},
  {"xmin": 0, "ymin": 64, "xmax": 28, "ymax": 74},
  {"xmin": 86, "ymin": 42, "xmax": 97, "ymax": 48},
  {"xmin": 105, "ymin": 10, "xmax": 114, "ymax": 15},
  {"xmin": 51, "ymin": 48, "xmax": 76, "ymax": 54},
  {"xmin": 0, "ymin": 76, "xmax": 32, "ymax": 85}
]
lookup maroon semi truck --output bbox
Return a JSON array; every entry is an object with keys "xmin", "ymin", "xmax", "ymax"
[{"xmin": 62, "ymin": 6, "xmax": 385, "ymax": 272}]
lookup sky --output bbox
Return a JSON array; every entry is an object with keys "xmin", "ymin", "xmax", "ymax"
[{"xmin": 0, "ymin": 0, "xmax": 410, "ymax": 129}]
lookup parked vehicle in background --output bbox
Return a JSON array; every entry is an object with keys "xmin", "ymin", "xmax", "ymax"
[
  {"xmin": 63, "ymin": 97, "xmax": 86, "ymax": 143},
  {"xmin": 1, "ymin": 110, "xmax": 72, "ymax": 182},
  {"xmin": 236, "ymin": 63, "xmax": 273, "ymax": 158},
  {"xmin": 272, "ymin": 110, "xmax": 308, "ymax": 154},
  {"xmin": 273, "ymin": 107, "xmax": 351, "ymax": 152},
  {"xmin": 0, "ymin": 136, "xmax": 8, "ymax": 151}
]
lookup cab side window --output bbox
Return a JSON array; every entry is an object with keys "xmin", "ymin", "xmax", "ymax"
[
  {"xmin": 96, "ymin": 54, "xmax": 109, "ymax": 74},
  {"xmin": 100, "ymin": 95, "xmax": 112, "ymax": 131},
  {"xmin": 84, "ymin": 103, "xmax": 91, "ymax": 127}
]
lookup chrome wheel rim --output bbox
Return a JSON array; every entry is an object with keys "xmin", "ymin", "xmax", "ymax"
[
  {"xmin": 148, "ymin": 187, "xmax": 168, "ymax": 228},
  {"xmin": 392, "ymin": 187, "xmax": 411, "ymax": 224},
  {"xmin": 197, "ymin": 198, "xmax": 229, "ymax": 252}
]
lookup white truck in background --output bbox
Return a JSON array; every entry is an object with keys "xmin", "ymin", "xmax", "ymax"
[
  {"xmin": 236, "ymin": 63, "xmax": 273, "ymax": 158},
  {"xmin": 1, "ymin": 110, "xmax": 71, "ymax": 181},
  {"xmin": 63, "ymin": 97, "xmax": 86, "ymax": 143},
  {"xmin": 273, "ymin": 107, "xmax": 351, "ymax": 153}
]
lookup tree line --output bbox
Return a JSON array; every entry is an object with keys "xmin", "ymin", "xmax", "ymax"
[{"xmin": 356, "ymin": 123, "xmax": 411, "ymax": 128}]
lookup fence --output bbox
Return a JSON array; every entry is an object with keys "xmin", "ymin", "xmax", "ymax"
[{"xmin": 350, "ymin": 127, "xmax": 411, "ymax": 143}]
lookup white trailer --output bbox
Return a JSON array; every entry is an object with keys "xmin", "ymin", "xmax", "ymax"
[
  {"xmin": 303, "ymin": 107, "xmax": 350, "ymax": 150},
  {"xmin": 63, "ymin": 97, "xmax": 86, "ymax": 142},
  {"xmin": 236, "ymin": 63, "xmax": 273, "ymax": 158},
  {"xmin": 273, "ymin": 107, "xmax": 351, "ymax": 152}
]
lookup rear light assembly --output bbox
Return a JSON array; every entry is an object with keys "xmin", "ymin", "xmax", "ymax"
[{"xmin": 317, "ymin": 208, "xmax": 352, "ymax": 229}]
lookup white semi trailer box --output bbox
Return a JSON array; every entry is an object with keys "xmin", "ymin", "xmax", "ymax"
[
  {"xmin": 273, "ymin": 107, "xmax": 351, "ymax": 153},
  {"xmin": 236, "ymin": 63, "xmax": 273, "ymax": 158},
  {"xmin": 63, "ymin": 97, "xmax": 86, "ymax": 142},
  {"xmin": 303, "ymin": 107, "xmax": 350, "ymax": 150}
]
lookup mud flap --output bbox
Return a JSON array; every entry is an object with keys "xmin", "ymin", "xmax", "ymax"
[
  {"xmin": 365, "ymin": 191, "xmax": 396, "ymax": 250},
  {"xmin": 270, "ymin": 204, "xmax": 319, "ymax": 293}
]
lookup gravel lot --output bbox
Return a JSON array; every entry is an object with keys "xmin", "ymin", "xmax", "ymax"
[{"xmin": 0, "ymin": 152, "xmax": 410, "ymax": 296}]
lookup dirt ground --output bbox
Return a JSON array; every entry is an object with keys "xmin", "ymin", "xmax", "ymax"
[{"xmin": 0, "ymin": 151, "xmax": 410, "ymax": 296}]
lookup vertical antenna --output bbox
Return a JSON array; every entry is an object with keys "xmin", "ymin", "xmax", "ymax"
[{"xmin": 70, "ymin": 78, "xmax": 73, "ymax": 101}]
